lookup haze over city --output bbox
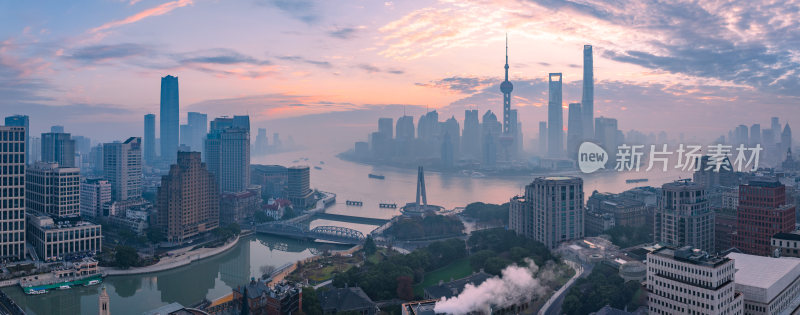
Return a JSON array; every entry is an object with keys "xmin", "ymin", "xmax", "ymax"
[{"xmin": 3, "ymin": 0, "xmax": 800, "ymax": 147}]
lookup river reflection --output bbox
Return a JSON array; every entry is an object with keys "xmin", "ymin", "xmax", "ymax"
[{"xmin": 2, "ymin": 234, "xmax": 349, "ymax": 315}]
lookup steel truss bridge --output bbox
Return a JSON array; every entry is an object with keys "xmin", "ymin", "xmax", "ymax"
[{"xmin": 254, "ymin": 222, "xmax": 366, "ymax": 245}]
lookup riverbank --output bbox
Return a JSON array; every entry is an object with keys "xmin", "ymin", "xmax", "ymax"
[{"xmin": 103, "ymin": 233, "xmax": 243, "ymax": 276}]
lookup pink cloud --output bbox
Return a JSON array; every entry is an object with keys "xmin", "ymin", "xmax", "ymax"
[{"xmin": 90, "ymin": 0, "xmax": 193, "ymax": 34}]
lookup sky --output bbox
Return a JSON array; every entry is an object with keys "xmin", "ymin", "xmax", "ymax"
[{"xmin": 2, "ymin": 0, "xmax": 800, "ymax": 146}]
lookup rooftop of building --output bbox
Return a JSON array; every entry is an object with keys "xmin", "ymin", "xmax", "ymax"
[
  {"xmin": 423, "ymin": 271, "xmax": 493, "ymax": 299},
  {"xmin": 234, "ymin": 278, "xmax": 299, "ymax": 300},
  {"xmin": 142, "ymin": 302, "xmax": 204, "ymax": 315},
  {"xmin": 773, "ymin": 232, "xmax": 800, "ymax": 242},
  {"xmin": 401, "ymin": 299, "xmax": 438, "ymax": 315},
  {"xmin": 650, "ymin": 246, "xmax": 729, "ymax": 267},
  {"xmin": 542, "ymin": 176, "xmax": 581, "ymax": 181},
  {"xmin": 590, "ymin": 305, "xmax": 639, "ymax": 315},
  {"xmin": 725, "ymin": 252, "xmax": 800, "ymax": 304},
  {"xmin": 320, "ymin": 287, "xmax": 377, "ymax": 312},
  {"xmin": 28, "ymin": 214, "xmax": 99, "ymax": 230},
  {"xmin": 662, "ymin": 180, "xmax": 703, "ymax": 190},
  {"xmin": 747, "ymin": 177, "xmax": 782, "ymax": 188}
]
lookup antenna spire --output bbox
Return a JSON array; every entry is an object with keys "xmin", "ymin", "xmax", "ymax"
[{"xmin": 504, "ymin": 33, "xmax": 509, "ymax": 81}]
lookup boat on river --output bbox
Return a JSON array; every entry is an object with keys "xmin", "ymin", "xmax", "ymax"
[{"xmin": 20, "ymin": 258, "xmax": 103, "ymax": 295}]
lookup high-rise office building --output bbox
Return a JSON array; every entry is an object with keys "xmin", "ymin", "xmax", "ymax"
[
  {"xmin": 443, "ymin": 116, "xmax": 460, "ymax": 159},
  {"xmin": 781, "ymin": 123, "xmax": 792, "ymax": 153},
  {"xmin": 103, "ymin": 137, "xmax": 143, "ymax": 202},
  {"xmin": 0, "ymin": 126, "xmax": 26, "ymax": 260},
  {"xmin": 772, "ymin": 117, "xmax": 781, "ymax": 143},
  {"xmin": 396, "ymin": 115, "xmax": 415, "ymax": 140},
  {"xmin": 750, "ymin": 123, "xmax": 761, "ymax": 146},
  {"xmin": 538, "ymin": 121, "xmax": 547, "ymax": 155},
  {"xmin": 441, "ymin": 131, "xmax": 454, "ymax": 169},
  {"xmin": 566, "ymin": 103, "xmax": 583, "ymax": 159},
  {"xmin": 29, "ymin": 136, "xmax": 41, "ymax": 163},
  {"xmin": 254, "ymin": 128, "xmax": 268, "ymax": 156},
  {"xmin": 647, "ymin": 247, "xmax": 743, "ymax": 315},
  {"xmin": 160, "ymin": 75, "xmax": 180, "ymax": 164},
  {"xmin": 594, "ymin": 117, "xmax": 618, "ymax": 167},
  {"xmin": 733, "ymin": 179, "xmax": 795, "ymax": 256},
  {"xmin": 80, "ymin": 179, "xmax": 111, "ymax": 219},
  {"xmin": 50, "ymin": 126, "xmax": 64, "ymax": 133},
  {"xmin": 378, "ymin": 118, "xmax": 393, "ymax": 140},
  {"xmin": 158, "ymin": 152, "xmax": 219, "ymax": 243},
  {"xmin": 144, "ymin": 114, "xmax": 156, "ymax": 165},
  {"xmin": 205, "ymin": 117, "xmax": 250, "ymax": 193},
  {"xmin": 481, "ymin": 110, "xmax": 500, "ymax": 167},
  {"xmin": 581, "ymin": 45, "xmax": 594, "ymax": 140},
  {"xmin": 26, "ymin": 162, "xmax": 81, "ymax": 218},
  {"xmin": 4, "ymin": 115, "xmax": 29, "ymax": 164},
  {"xmin": 287, "ymin": 166, "xmax": 314, "ymax": 209},
  {"xmin": 461, "ymin": 110, "xmax": 480, "ymax": 159},
  {"xmin": 41, "ymin": 132, "xmax": 76, "ymax": 167},
  {"xmin": 735, "ymin": 124, "xmax": 749, "ymax": 146},
  {"xmin": 654, "ymin": 180, "xmax": 714, "ymax": 252},
  {"xmin": 187, "ymin": 112, "xmax": 207, "ymax": 154},
  {"xmin": 510, "ymin": 176, "xmax": 584, "ymax": 249},
  {"xmin": 547, "ymin": 73, "xmax": 563, "ymax": 158}
]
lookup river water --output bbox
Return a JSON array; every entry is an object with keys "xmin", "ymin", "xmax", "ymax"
[{"xmin": 3, "ymin": 149, "xmax": 691, "ymax": 314}]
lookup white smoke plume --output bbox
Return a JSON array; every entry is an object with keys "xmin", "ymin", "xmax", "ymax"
[{"xmin": 433, "ymin": 258, "xmax": 560, "ymax": 315}]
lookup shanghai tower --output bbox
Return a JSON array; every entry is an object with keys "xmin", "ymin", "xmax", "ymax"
[
  {"xmin": 160, "ymin": 75, "xmax": 179, "ymax": 164},
  {"xmin": 581, "ymin": 45, "xmax": 594, "ymax": 140}
]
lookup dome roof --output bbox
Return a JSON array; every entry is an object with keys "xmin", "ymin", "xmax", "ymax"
[{"xmin": 500, "ymin": 80, "xmax": 514, "ymax": 93}]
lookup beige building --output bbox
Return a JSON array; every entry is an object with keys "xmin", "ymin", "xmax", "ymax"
[
  {"xmin": 158, "ymin": 151, "xmax": 219, "ymax": 243},
  {"xmin": 647, "ymin": 246, "xmax": 743, "ymax": 315},
  {"xmin": 26, "ymin": 162, "xmax": 81, "ymax": 218},
  {"xmin": 27, "ymin": 214, "xmax": 102, "ymax": 261},
  {"xmin": 654, "ymin": 180, "xmax": 715, "ymax": 253},
  {"xmin": 726, "ymin": 252, "xmax": 800, "ymax": 315},
  {"xmin": 510, "ymin": 176, "xmax": 584, "ymax": 249}
]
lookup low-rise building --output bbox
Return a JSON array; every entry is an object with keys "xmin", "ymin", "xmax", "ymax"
[
  {"xmin": 585, "ymin": 211, "xmax": 615, "ymax": 236},
  {"xmin": 726, "ymin": 252, "xmax": 800, "ymax": 314},
  {"xmin": 320, "ymin": 287, "xmax": 379, "ymax": 315},
  {"xmin": 26, "ymin": 214, "xmax": 102, "ymax": 261},
  {"xmin": 646, "ymin": 246, "xmax": 743, "ymax": 315},
  {"xmin": 230, "ymin": 279, "xmax": 301, "ymax": 315},
  {"xmin": 772, "ymin": 232, "xmax": 800, "ymax": 258},
  {"xmin": 220, "ymin": 189, "xmax": 261, "ymax": 225}
]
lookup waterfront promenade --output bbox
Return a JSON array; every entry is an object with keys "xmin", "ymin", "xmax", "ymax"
[{"xmin": 103, "ymin": 234, "xmax": 243, "ymax": 276}]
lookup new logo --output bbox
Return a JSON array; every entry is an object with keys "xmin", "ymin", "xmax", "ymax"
[{"xmin": 578, "ymin": 142, "xmax": 608, "ymax": 173}]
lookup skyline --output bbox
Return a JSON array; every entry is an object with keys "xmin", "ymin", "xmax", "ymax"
[{"xmin": 2, "ymin": 0, "xmax": 800, "ymax": 144}]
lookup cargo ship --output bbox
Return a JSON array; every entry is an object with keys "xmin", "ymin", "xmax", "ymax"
[
  {"xmin": 626, "ymin": 178, "xmax": 648, "ymax": 184},
  {"xmin": 20, "ymin": 258, "xmax": 103, "ymax": 295},
  {"xmin": 368, "ymin": 173, "xmax": 385, "ymax": 179}
]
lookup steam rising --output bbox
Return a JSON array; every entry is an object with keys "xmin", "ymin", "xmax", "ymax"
[{"xmin": 434, "ymin": 258, "xmax": 560, "ymax": 315}]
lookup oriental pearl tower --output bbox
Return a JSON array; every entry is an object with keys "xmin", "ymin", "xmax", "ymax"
[{"xmin": 499, "ymin": 34, "xmax": 515, "ymax": 161}]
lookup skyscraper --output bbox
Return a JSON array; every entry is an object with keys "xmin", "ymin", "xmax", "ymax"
[
  {"xmin": 255, "ymin": 128, "xmax": 268, "ymax": 156},
  {"xmin": 547, "ymin": 73, "xmax": 563, "ymax": 158},
  {"xmin": 510, "ymin": 176, "xmax": 584, "ymax": 249},
  {"xmin": 396, "ymin": 115, "xmax": 415, "ymax": 157},
  {"xmin": 772, "ymin": 117, "xmax": 780, "ymax": 143},
  {"xmin": 41, "ymin": 131, "xmax": 76, "ymax": 167},
  {"xmin": 158, "ymin": 151, "xmax": 219, "ymax": 243},
  {"xmin": 378, "ymin": 118, "xmax": 393, "ymax": 140},
  {"xmin": 538, "ymin": 121, "xmax": 547, "ymax": 155},
  {"xmin": 205, "ymin": 117, "xmax": 250, "ymax": 193},
  {"xmin": 500, "ymin": 36, "xmax": 514, "ymax": 137},
  {"xmin": 4, "ymin": 115, "xmax": 29, "ymax": 164},
  {"xmin": 462, "ymin": 110, "xmax": 480, "ymax": 159},
  {"xmin": 481, "ymin": 110, "xmax": 500, "ymax": 167},
  {"xmin": 594, "ymin": 117, "xmax": 618, "ymax": 168},
  {"xmin": 287, "ymin": 166, "xmax": 313, "ymax": 209},
  {"xmin": 160, "ymin": 75, "xmax": 180, "ymax": 164},
  {"xmin": 782, "ymin": 123, "xmax": 792, "ymax": 153},
  {"xmin": 443, "ymin": 116, "xmax": 460, "ymax": 159},
  {"xmin": 103, "ymin": 137, "xmax": 143, "ymax": 202},
  {"xmin": 566, "ymin": 103, "xmax": 583, "ymax": 159},
  {"xmin": 733, "ymin": 179, "xmax": 795, "ymax": 256},
  {"xmin": 187, "ymin": 112, "xmax": 208, "ymax": 154},
  {"xmin": 750, "ymin": 123, "xmax": 761, "ymax": 146},
  {"xmin": 654, "ymin": 180, "xmax": 714, "ymax": 252},
  {"xmin": 26, "ymin": 162, "xmax": 81, "ymax": 218},
  {"xmin": 0, "ymin": 126, "xmax": 26, "ymax": 260},
  {"xmin": 581, "ymin": 45, "xmax": 594, "ymax": 140},
  {"xmin": 144, "ymin": 114, "xmax": 156, "ymax": 165}
]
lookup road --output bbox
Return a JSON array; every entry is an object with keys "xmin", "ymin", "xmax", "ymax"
[{"xmin": 539, "ymin": 261, "xmax": 594, "ymax": 315}]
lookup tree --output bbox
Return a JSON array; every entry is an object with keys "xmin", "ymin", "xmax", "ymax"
[
  {"xmin": 146, "ymin": 227, "xmax": 165, "ymax": 244},
  {"xmin": 364, "ymin": 236, "xmax": 377, "ymax": 256},
  {"xmin": 396, "ymin": 276, "xmax": 414, "ymax": 300},
  {"xmin": 282, "ymin": 207, "xmax": 297, "ymax": 220},
  {"xmin": 301, "ymin": 287, "xmax": 323, "ymax": 315},
  {"xmin": 254, "ymin": 211, "xmax": 273, "ymax": 223},
  {"xmin": 114, "ymin": 245, "xmax": 140, "ymax": 269}
]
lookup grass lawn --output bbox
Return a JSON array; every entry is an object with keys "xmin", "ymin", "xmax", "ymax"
[{"xmin": 413, "ymin": 257, "xmax": 473, "ymax": 297}]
